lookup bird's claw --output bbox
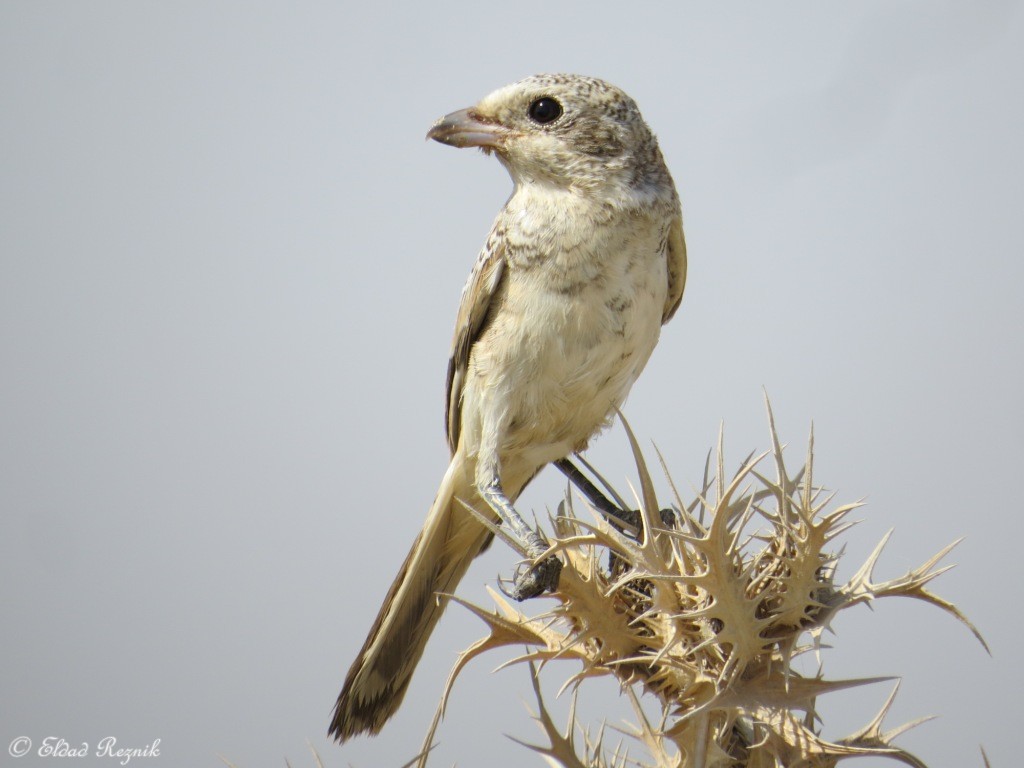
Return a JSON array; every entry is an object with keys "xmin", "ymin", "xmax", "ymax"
[
  {"xmin": 658, "ymin": 508, "xmax": 679, "ymax": 529},
  {"xmin": 506, "ymin": 555, "xmax": 562, "ymax": 601}
]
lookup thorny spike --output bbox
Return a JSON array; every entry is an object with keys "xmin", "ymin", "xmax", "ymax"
[
  {"xmin": 575, "ymin": 452, "xmax": 632, "ymax": 514},
  {"xmin": 617, "ymin": 409, "xmax": 660, "ymax": 534},
  {"xmin": 505, "ymin": 663, "xmax": 589, "ymax": 768},
  {"xmin": 834, "ymin": 682, "xmax": 933, "ymax": 768},
  {"xmin": 803, "ymin": 422, "xmax": 815, "ymax": 513},
  {"xmin": 696, "ymin": 447, "xmax": 714, "ymax": 526}
]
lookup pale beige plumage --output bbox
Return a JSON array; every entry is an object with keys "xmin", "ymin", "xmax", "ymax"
[{"xmin": 329, "ymin": 74, "xmax": 686, "ymax": 742}]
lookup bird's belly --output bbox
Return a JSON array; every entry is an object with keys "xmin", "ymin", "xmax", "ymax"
[{"xmin": 465, "ymin": 259, "xmax": 667, "ymax": 472}]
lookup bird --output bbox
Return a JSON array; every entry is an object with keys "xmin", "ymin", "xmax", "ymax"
[{"xmin": 329, "ymin": 73, "xmax": 686, "ymax": 742}]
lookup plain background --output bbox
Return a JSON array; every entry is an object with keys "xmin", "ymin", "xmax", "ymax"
[{"xmin": 2, "ymin": 2, "xmax": 1021, "ymax": 766}]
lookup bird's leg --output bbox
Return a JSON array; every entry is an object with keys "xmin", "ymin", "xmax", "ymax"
[
  {"xmin": 555, "ymin": 457, "xmax": 679, "ymax": 530},
  {"xmin": 477, "ymin": 469, "xmax": 562, "ymax": 601},
  {"xmin": 555, "ymin": 457, "xmax": 678, "ymax": 575},
  {"xmin": 554, "ymin": 458, "xmax": 639, "ymax": 529}
]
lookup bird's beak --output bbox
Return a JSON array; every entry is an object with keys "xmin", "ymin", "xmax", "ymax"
[{"xmin": 427, "ymin": 108, "xmax": 504, "ymax": 150}]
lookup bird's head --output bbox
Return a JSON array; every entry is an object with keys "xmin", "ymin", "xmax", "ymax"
[{"xmin": 428, "ymin": 74, "xmax": 670, "ymax": 200}]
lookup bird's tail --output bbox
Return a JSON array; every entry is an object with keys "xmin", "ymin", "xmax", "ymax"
[{"xmin": 329, "ymin": 453, "xmax": 490, "ymax": 741}]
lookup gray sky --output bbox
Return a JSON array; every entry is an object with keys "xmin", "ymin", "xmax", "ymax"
[{"xmin": 2, "ymin": 2, "xmax": 1022, "ymax": 767}]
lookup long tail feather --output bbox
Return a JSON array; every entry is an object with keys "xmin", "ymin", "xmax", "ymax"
[{"xmin": 329, "ymin": 454, "xmax": 489, "ymax": 741}]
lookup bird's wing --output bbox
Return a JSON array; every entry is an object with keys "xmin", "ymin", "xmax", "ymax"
[
  {"xmin": 662, "ymin": 214, "xmax": 687, "ymax": 323},
  {"xmin": 445, "ymin": 238, "xmax": 506, "ymax": 454}
]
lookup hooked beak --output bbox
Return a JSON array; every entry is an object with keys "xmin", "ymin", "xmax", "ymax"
[{"xmin": 427, "ymin": 108, "xmax": 505, "ymax": 150}]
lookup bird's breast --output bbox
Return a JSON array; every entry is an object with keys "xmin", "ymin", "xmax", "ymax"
[{"xmin": 466, "ymin": 206, "xmax": 670, "ymax": 464}]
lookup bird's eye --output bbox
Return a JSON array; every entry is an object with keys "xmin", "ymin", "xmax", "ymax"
[{"xmin": 527, "ymin": 97, "xmax": 563, "ymax": 124}]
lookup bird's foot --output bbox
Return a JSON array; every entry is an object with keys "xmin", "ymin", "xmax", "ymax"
[
  {"xmin": 507, "ymin": 554, "xmax": 562, "ymax": 601},
  {"xmin": 480, "ymin": 473, "xmax": 563, "ymax": 599},
  {"xmin": 656, "ymin": 508, "xmax": 679, "ymax": 529}
]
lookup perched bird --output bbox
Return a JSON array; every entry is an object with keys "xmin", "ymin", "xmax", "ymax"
[{"xmin": 329, "ymin": 73, "xmax": 686, "ymax": 742}]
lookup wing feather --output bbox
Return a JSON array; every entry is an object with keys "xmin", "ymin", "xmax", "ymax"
[
  {"xmin": 445, "ymin": 240, "xmax": 506, "ymax": 454},
  {"xmin": 662, "ymin": 214, "xmax": 687, "ymax": 323}
]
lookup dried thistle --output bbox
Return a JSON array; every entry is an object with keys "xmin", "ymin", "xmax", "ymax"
[{"xmin": 417, "ymin": 402, "xmax": 987, "ymax": 767}]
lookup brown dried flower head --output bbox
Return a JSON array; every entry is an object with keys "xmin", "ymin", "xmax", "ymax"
[{"xmin": 417, "ymin": 403, "xmax": 986, "ymax": 767}]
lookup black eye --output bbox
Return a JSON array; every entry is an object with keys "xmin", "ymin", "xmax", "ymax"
[{"xmin": 527, "ymin": 97, "xmax": 563, "ymax": 124}]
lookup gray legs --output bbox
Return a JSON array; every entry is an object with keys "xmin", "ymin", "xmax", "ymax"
[{"xmin": 478, "ymin": 473, "xmax": 562, "ymax": 600}]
